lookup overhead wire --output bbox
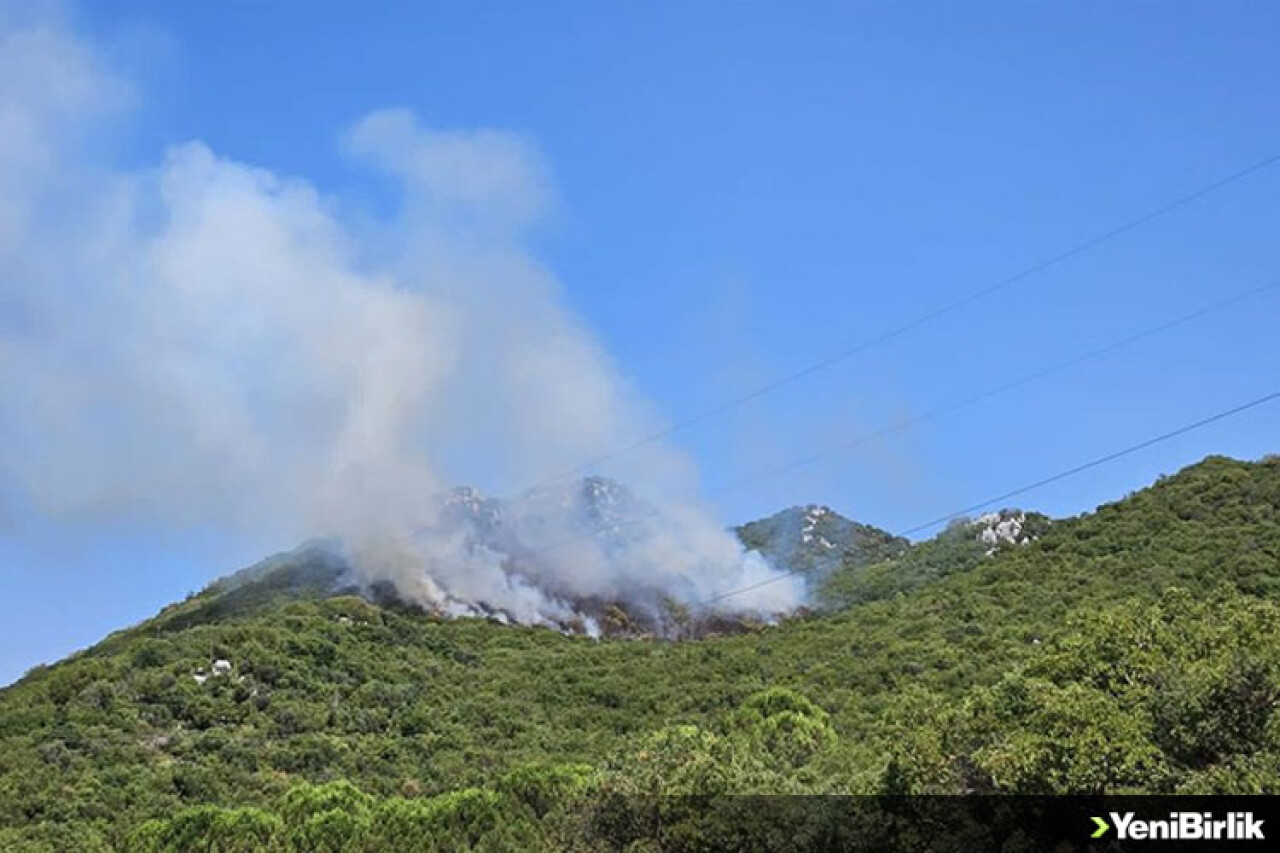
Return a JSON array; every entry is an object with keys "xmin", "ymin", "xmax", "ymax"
[
  {"xmin": 510, "ymin": 279, "xmax": 1278, "ymax": 564},
  {"xmin": 697, "ymin": 389, "xmax": 1280, "ymax": 607},
  {"xmin": 703, "ymin": 278, "xmax": 1280, "ymax": 500},
  {"xmin": 518, "ymin": 150, "xmax": 1280, "ymax": 494}
]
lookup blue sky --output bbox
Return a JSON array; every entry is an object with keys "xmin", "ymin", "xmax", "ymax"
[{"xmin": 3, "ymin": 1, "xmax": 1279, "ymax": 684}]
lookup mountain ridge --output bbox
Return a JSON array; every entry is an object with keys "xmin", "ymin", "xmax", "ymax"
[
  {"xmin": 4, "ymin": 454, "xmax": 1279, "ymax": 850},
  {"xmin": 150, "ymin": 478, "xmax": 910, "ymax": 641},
  {"xmin": 735, "ymin": 503, "xmax": 909, "ymax": 584}
]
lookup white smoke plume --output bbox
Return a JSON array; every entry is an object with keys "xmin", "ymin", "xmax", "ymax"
[{"xmin": 0, "ymin": 9, "xmax": 805, "ymax": 626}]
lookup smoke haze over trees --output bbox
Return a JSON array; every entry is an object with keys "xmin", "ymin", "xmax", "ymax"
[{"xmin": 0, "ymin": 8, "xmax": 803, "ymax": 627}]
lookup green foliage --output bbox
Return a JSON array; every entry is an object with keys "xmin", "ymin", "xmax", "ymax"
[
  {"xmin": 126, "ymin": 806, "xmax": 282, "ymax": 853},
  {"xmin": 0, "ymin": 454, "xmax": 1278, "ymax": 847},
  {"xmin": 279, "ymin": 780, "xmax": 372, "ymax": 829},
  {"xmin": 498, "ymin": 762, "xmax": 593, "ymax": 817},
  {"xmin": 729, "ymin": 687, "xmax": 834, "ymax": 767},
  {"xmin": 736, "ymin": 505, "xmax": 909, "ymax": 583},
  {"xmin": 820, "ymin": 511, "xmax": 1051, "ymax": 607},
  {"xmin": 883, "ymin": 587, "xmax": 1280, "ymax": 794}
]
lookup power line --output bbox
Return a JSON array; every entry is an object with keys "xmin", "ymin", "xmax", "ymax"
[
  {"xmin": 521, "ymin": 149, "xmax": 1280, "ymax": 494},
  {"xmin": 516, "ymin": 278, "xmax": 1277, "ymax": 564},
  {"xmin": 703, "ymin": 278, "xmax": 1280, "ymax": 499},
  {"xmin": 698, "ymin": 389, "xmax": 1280, "ymax": 608}
]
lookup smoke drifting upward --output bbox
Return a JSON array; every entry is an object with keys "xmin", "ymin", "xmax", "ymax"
[{"xmin": 0, "ymin": 11, "xmax": 805, "ymax": 625}]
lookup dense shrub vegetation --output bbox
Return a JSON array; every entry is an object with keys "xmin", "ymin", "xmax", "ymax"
[{"xmin": 1, "ymin": 455, "xmax": 1277, "ymax": 850}]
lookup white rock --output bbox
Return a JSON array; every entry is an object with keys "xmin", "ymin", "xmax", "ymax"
[{"xmin": 975, "ymin": 511, "xmax": 1031, "ymax": 553}]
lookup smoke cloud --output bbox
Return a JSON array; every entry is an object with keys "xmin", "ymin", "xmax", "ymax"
[{"xmin": 0, "ymin": 11, "xmax": 804, "ymax": 626}]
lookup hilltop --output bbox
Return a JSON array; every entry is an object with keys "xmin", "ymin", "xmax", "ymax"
[
  {"xmin": 150, "ymin": 477, "xmax": 907, "ymax": 642},
  {"xmin": 1, "ymin": 455, "xmax": 1278, "ymax": 851},
  {"xmin": 819, "ymin": 507, "xmax": 1052, "ymax": 607},
  {"xmin": 735, "ymin": 504, "xmax": 908, "ymax": 584}
]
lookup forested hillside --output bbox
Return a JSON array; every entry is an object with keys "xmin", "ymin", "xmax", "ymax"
[
  {"xmin": 735, "ymin": 504, "xmax": 908, "ymax": 583},
  {"xmin": 818, "ymin": 508, "xmax": 1051, "ymax": 607},
  {"xmin": 2, "ymin": 455, "xmax": 1278, "ymax": 851}
]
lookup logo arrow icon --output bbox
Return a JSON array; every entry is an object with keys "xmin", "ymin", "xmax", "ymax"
[{"xmin": 1091, "ymin": 816, "xmax": 1110, "ymax": 838}]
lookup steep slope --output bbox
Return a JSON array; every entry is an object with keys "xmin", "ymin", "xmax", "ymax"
[
  {"xmin": 146, "ymin": 481, "xmax": 895, "ymax": 641},
  {"xmin": 1, "ymin": 455, "xmax": 1278, "ymax": 851},
  {"xmin": 735, "ymin": 504, "xmax": 908, "ymax": 582},
  {"xmin": 819, "ymin": 508, "xmax": 1052, "ymax": 608},
  {"xmin": 154, "ymin": 476, "xmax": 779, "ymax": 641}
]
